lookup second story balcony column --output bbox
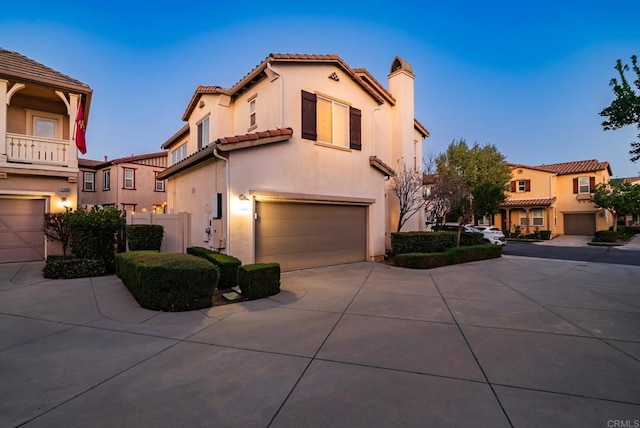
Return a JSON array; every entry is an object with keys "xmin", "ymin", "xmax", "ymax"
[{"xmin": 0, "ymin": 79, "xmax": 7, "ymax": 163}]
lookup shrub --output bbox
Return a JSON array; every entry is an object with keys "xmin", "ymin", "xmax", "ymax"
[
  {"xmin": 393, "ymin": 245, "xmax": 502, "ymax": 269},
  {"xmin": 126, "ymin": 224, "xmax": 164, "ymax": 251},
  {"xmin": 237, "ymin": 263, "xmax": 280, "ymax": 300},
  {"xmin": 390, "ymin": 231, "xmax": 483, "ymax": 255},
  {"xmin": 43, "ymin": 256, "xmax": 107, "ymax": 279},
  {"xmin": 43, "ymin": 212, "xmax": 72, "ymax": 257},
  {"xmin": 593, "ymin": 230, "xmax": 620, "ymax": 243},
  {"xmin": 186, "ymin": 247, "xmax": 242, "ymax": 289},
  {"xmin": 115, "ymin": 252, "xmax": 219, "ymax": 311},
  {"xmin": 66, "ymin": 207, "xmax": 125, "ymax": 273}
]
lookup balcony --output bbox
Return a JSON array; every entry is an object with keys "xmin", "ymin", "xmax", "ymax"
[{"xmin": 5, "ymin": 133, "xmax": 71, "ymax": 167}]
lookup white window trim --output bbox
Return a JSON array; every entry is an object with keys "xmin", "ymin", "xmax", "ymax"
[
  {"xmin": 317, "ymin": 94, "xmax": 350, "ymax": 148},
  {"xmin": 102, "ymin": 169, "xmax": 110, "ymax": 191},
  {"xmin": 197, "ymin": 116, "xmax": 210, "ymax": 150},
  {"xmin": 25, "ymin": 109, "xmax": 64, "ymax": 139},
  {"xmin": 248, "ymin": 95, "xmax": 257, "ymax": 131},
  {"xmin": 123, "ymin": 168, "xmax": 135, "ymax": 189},
  {"xmin": 531, "ymin": 209, "xmax": 544, "ymax": 226},
  {"xmin": 517, "ymin": 180, "xmax": 526, "ymax": 192},
  {"xmin": 83, "ymin": 171, "xmax": 95, "ymax": 191},
  {"xmin": 578, "ymin": 177, "xmax": 590, "ymax": 194},
  {"xmin": 171, "ymin": 144, "xmax": 188, "ymax": 165}
]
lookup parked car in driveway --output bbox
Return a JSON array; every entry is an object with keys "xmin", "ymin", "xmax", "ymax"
[{"xmin": 473, "ymin": 225, "xmax": 507, "ymax": 246}]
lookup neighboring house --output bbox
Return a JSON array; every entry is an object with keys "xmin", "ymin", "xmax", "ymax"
[
  {"xmin": 78, "ymin": 152, "xmax": 168, "ymax": 213},
  {"xmin": 496, "ymin": 159, "xmax": 613, "ymax": 236},
  {"xmin": 610, "ymin": 176, "xmax": 640, "ymax": 226},
  {"xmin": 158, "ymin": 53, "xmax": 429, "ymax": 271},
  {"xmin": 0, "ymin": 48, "xmax": 92, "ymax": 262}
]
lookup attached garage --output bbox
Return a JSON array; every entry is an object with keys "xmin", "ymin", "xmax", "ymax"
[
  {"xmin": 0, "ymin": 198, "xmax": 46, "ymax": 263},
  {"xmin": 564, "ymin": 213, "xmax": 596, "ymax": 236},
  {"xmin": 255, "ymin": 201, "xmax": 367, "ymax": 271}
]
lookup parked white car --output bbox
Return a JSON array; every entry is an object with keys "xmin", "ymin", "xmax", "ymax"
[{"xmin": 473, "ymin": 225, "xmax": 507, "ymax": 246}]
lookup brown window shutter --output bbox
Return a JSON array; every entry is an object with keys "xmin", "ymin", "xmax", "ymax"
[
  {"xmin": 510, "ymin": 181, "xmax": 516, "ymax": 192},
  {"xmin": 573, "ymin": 178, "xmax": 578, "ymax": 194},
  {"xmin": 349, "ymin": 107, "xmax": 362, "ymax": 150},
  {"xmin": 589, "ymin": 176, "xmax": 596, "ymax": 192},
  {"xmin": 525, "ymin": 180, "xmax": 531, "ymax": 192},
  {"xmin": 301, "ymin": 90, "xmax": 317, "ymax": 140}
]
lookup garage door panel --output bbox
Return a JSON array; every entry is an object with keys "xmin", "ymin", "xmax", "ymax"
[
  {"xmin": 0, "ymin": 199, "xmax": 46, "ymax": 263},
  {"xmin": 255, "ymin": 202, "xmax": 366, "ymax": 271},
  {"xmin": 564, "ymin": 213, "xmax": 595, "ymax": 235}
]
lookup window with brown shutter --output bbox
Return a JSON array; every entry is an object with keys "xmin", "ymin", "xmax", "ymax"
[
  {"xmin": 349, "ymin": 107, "xmax": 361, "ymax": 150},
  {"xmin": 525, "ymin": 179, "xmax": 531, "ymax": 192},
  {"xmin": 573, "ymin": 178, "xmax": 579, "ymax": 194},
  {"xmin": 510, "ymin": 181, "xmax": 516, "ymax": 192},
  {"xmin": 589, "ymin": 177, "xmax": 596, "ymax": 192},
  {"xmin": 301, "ymin": 90, "xmax": 317, "ymax": 140}
]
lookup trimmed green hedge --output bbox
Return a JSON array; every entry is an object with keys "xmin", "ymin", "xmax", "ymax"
[
  {"xmin": 186, "ymin": 247, "xmax": 242, "ymax": 289},
  {"xmin": 115, "ymin": 251, "xmax": 219, "ymax": 311},
  {"xmin": 43, "ymin": 256, "xmax": 107, "ymax": 279},
  {"xmin": 393, "ymin": 244, "xmax": 502, "ymax": 269},
  {"xmin": 594, "ymin": 230, "xmax": 620, "ymax": 243},
  {"xmin": 126, "ymin": 224, "xmax": 164, "ymax": 251},
  {"xmin": 237, "ymin": 263, "xmax": 281, "ymax": 300},
  {"xmin": 390, "ymin": 231, "xmax": 484, "ymax": 255}
]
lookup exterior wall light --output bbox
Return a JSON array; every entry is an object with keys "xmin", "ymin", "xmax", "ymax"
[
  {"xmin": 238, "ymin": 194, "xmax": 251, "ymax": 213},
  {"xmin": 59, "ymin": 197, "xmax": 71, "ymax": 209}
]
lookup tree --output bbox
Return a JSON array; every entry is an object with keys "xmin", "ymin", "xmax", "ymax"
[
  {"xmin": 43, "ymin": 211, "xmax": 72, "ymax": 257},
  {"xmin": 435, "ymin": 139, "xmax": 511, "ymax": 245},
  {"xmin": 600, "ymin": 55, "xmax": 640, "ymax": 162},
  {"xmin": 391, "ymin": 161, "xmax": 425, "ymax": 232},
  {"xmin": 592, "ymin": 182, "xmax": 640, "ymax": 231}
]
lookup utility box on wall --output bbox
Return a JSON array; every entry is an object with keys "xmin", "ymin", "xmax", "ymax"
[{"xmin": 211, "ymin": 193, "xmax": 222, "ymax": 219}]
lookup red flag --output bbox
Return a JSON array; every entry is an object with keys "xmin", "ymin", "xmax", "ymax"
[{"xmin": 75, "ymin": 101, "xmax": 87, "ymax": 154}]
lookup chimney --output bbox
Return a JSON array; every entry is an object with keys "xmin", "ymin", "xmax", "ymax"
[{"xmin": 104, "ymin": 155, "xmax": 108, "ymax": 162}]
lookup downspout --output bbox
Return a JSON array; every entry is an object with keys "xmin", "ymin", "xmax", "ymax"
[
  {"xmin": 266, "ymin": 62, "xmax": 283, "ymax": 128},
  {"xmin": 213, "ymin": 146, "xmax": 230, "ymax": 255},
  {"xmin": 372, "ymin": 106, "xmax": 381, "ymax": 156}
]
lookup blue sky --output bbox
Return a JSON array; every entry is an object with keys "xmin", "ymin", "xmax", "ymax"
[{"xmin": 2, "ymin": 1, "xmax": 639, "ymax": 177}]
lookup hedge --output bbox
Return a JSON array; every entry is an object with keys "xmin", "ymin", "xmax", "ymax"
[
  {"xmin": 594, "ymin": 230, "xmax": 620, "ymax": 243},
  {"xmin": 237, "ymin": 263, "xmax": 281, "ymax": 300},
  {"xmin": 186, "ymin": 247, "xmax": 242, "ymax": 289},
  {"xmin": 115, "ymin": 251, "xmax": 220, "ymax": 311},
  {"xmin": 43, "ymin": 256, "xmax": 107, "ymax": 279},
  {"xmin": 390, "ymin": 231, "xmax": 484, "ymax": 255},
  {"xmin": 126, "ymin": 224, "xmax": 164, "ymax": 251},
  {"xmin": 393, "ymin": 244, "xmax": 502, "ymax": 269}
]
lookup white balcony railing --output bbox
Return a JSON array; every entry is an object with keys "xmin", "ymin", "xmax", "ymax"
[{"xmin": 5, "ymin": 133, "xmax": 70, "ymax": 166}]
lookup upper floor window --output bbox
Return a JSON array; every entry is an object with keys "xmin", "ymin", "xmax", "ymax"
[
  {"xmin": 26, "ymin": 110, "xmax": 63, "ymax": 139},
  {"xmin": 171, "ymin": 144, "xmax": 188, "ymax": 165},
  {"xmin": 102, "ymin": 169, "xmax": 111, "ymax": 191},
  {"xmin": 155, "ymin": 172, "xmax": 165, "ymax": 192},
  {"xmin": 83, "ymin": 171, "xmax": 95, "ymax": 192},
  {"xmin": 123, "ymin": 168, "xmax": 135, "ymax": 189},
  {"xmin": 578, "ymin": 177, "xmax": 590, "ymax": 194},
  {"xmin": 249, "ymin": 96, "xmax": 257, "ymax": 130},
  {"xmin": 511, "ymin": 180, "xmax": 531, "ymax": 193},
  {"xmin": 197, "ymin": 116, "xmax": 210, "ymax": 151},
  {"xmin": 317, "ymin": 95, "xmax": 349, "ymax": 148},
  {"xmin": 301, "ymin": 90, "xmax": 361, "ymax": 150}
]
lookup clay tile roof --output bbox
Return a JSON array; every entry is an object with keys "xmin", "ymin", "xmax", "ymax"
[
  {"xmin": 0, "ymin": 48, "xmax": 91, "ymax": 94},
  {"xmin": 532, "ymin": 159, "xmax": 612, "ymax": 176},
  {"xmin": 217, "ymin": 128, "xmax": 294, "ymax": 146},
  {"xmin": 500, "ymin": 198, "xmax": 557, "ymax": 208},
  {"xmin": 111, "ymin": 152, "xmax": 167, "ymax": 164}
]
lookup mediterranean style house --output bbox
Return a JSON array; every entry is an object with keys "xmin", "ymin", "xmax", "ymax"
[
  {"xmin": 158, "ymin": 54, "xmax": 429, "ymax": 271},
  {"xmin": 78, "ymin": 152, "xmax": 168, "ymax": 213},
  {"xmin": 495, "ymin": 159, "xmax": 613, "ymax": 237},
  {"xmin": 0, "ymin": 48, "xmax": 92, "ymax": 263}
]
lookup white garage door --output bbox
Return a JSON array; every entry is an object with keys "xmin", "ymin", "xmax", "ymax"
[
  {"xmin": 255, "ymin": 201, "xmax": 367, "ymax": 271},
  {"xmin": 564, "ymin": 213, "xmax": 596, "ymax": 236},
  {"xmin": 0, "ymin": 198, "xmax": 46, "ymax": 263}
]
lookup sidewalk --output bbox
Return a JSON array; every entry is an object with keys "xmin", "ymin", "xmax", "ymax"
[
  {"xmin": 533, "ymin": 233, "xmax": 640, "ymax": 250},
  {"xmin": 1, "ymin": 259, "xmax": 639, "ymax": 427}
]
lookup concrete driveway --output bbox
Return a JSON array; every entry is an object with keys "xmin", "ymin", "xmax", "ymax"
[{"xmin": 1, "ymin": 257, "xmax": 639, "ymax": 427}]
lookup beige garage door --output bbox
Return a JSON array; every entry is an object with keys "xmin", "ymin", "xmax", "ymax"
[
  {"xmin": 255, "ymin": 201, "xmax": 367, "ymax": 271},
  {"xmin": 0, "ymin": 198, "xmax": 46, "ymax": 263},
  {"xmin": 564, "ymin": 213, "xmax": 596, "ymax": 235}
]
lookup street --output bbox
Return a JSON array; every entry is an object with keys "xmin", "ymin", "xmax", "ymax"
[{"xmin": 503, "ymin": 241, "xmax": 640, "ymax": 266}]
